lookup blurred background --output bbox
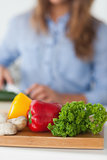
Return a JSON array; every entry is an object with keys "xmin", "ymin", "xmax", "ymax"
[
  {"xmin": 0, "ymin": 0, "xmax": 107, "ymax": 86},
  {"xmin": 0, "ymin": 0, "xmax": 107, "ymax": 42}
]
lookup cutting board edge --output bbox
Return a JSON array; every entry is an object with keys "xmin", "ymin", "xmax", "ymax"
[{"xmin": 0, "ymin": 135, "xmax": 104, "ymax": 149}]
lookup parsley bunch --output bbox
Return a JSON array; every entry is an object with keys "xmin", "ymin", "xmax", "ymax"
[{"xmin": 48, "ymin": 101, "xmax": 107, "ymax": 137}]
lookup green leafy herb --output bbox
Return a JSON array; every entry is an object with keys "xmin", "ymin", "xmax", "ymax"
[{"xmin": 48, "ymin": 101, "xmax": 107, "ymax": 137}]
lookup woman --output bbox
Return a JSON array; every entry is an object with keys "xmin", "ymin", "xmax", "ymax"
[{"xmin": 0, "ymin": 0, "xmax": 107, "ymax": 104}]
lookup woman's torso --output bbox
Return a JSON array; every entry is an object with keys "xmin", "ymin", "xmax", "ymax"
[{"xmin": 13, "ymin": 12, "xmax": 105, "ymax": 93}]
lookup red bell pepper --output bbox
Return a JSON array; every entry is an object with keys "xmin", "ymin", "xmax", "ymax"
[{"xmin": 27, "ymin": 100, "xmax": 62, "ymax": 132}]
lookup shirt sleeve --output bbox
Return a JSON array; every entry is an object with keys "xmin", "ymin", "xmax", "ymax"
[
  {"xmin": 0, "ymin": 17, "xmax": 20, "ymax": 67},
  {"xmin": 85, "ymin": 23, "xmax": 107, "ymax": 105}
]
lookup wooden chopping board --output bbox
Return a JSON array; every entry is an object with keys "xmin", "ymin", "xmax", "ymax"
[
  {"xmin": 0, "ymin": 109, "xmax": 104, "ymax": 149},
  {"xmin": 0, "ymin": 127, "xmax": 104, "ymax": 149}
]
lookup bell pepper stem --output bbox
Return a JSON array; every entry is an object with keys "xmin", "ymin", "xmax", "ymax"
[{"xmin": 28, "ymin": 110, "xmax": 32, "ymax": 124}]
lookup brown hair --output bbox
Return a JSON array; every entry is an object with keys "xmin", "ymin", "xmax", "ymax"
[{"xmin": 32, "ymin": 0, "xmax": 98, "ymax": 60}]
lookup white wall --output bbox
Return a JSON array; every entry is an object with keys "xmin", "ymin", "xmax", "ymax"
[
  {"xmin": 0, "ymin": 0, "xmax": 107, "ymax": 42},
  {"xmin": 91, "ymin": 0, "xmax": 107, "ymax": 23},
  {"xmin": 0, "ymin": 0, "xmax": 35, "ymax": 42}
]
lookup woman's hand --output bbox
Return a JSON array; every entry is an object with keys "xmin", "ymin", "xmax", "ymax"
[
  {"xmin": 0, "ymin": 66, "xmax": 13, "ymax": 90},
  {"xmin": 26, "ymin": 84, "xmax": 87, "ymax": 104},
  {"xmin": 26, "ymin": 84, "xmax": 62, "ymax": 103}
]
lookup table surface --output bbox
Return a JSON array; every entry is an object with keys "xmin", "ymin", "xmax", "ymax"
[{"xmin": 0, "ymin": 102, "xmax": 107, "ymax": 160}]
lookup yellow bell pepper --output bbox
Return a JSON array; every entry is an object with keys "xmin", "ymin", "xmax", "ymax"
[{"xmin": 8, "ymin": 93, "xmax": 32, "ymax": 119}]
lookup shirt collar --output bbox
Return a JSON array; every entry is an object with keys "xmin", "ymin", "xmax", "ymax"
[{"xmin": 46, "ymin": 13, "xmax": 70, "ymax": 34}]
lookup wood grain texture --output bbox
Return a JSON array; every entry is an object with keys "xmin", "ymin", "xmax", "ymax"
[{"xmin": 0, "ymin": 127, "xmax": 104, "ymax": 149}]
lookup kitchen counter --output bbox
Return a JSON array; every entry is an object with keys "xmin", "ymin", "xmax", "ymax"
[{"xmin": 0, "ymin": 102, "xmax": 107, "ymax": 160}]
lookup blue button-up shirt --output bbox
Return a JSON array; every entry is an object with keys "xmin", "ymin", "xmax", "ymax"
[{"xmin": 0, "ymin": 12, "xmax": 107, "ymax": 104}]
